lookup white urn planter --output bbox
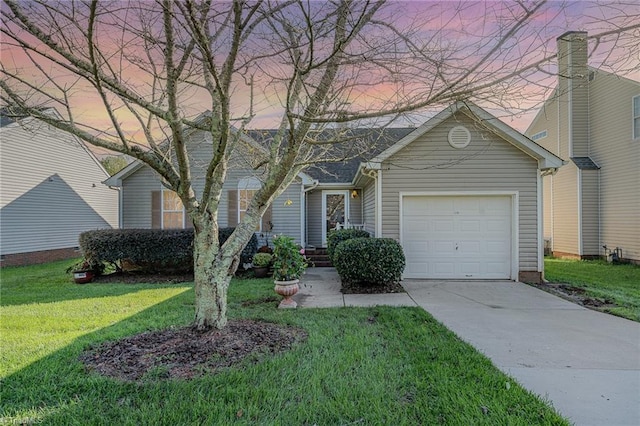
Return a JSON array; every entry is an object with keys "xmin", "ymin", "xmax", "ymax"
[{"xmin": 274, "ymin": 279, "xmax": 299, "ymax": 308}]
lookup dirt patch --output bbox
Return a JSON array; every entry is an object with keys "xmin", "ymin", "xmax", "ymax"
[
  {"xmin": 341, "ymin": 281, "xmax": 405, "ymax": 294},
  {"xmin": 93, "ymin": 271, "xmax": 194, "ymax": 284},
  {"xmin": 530, "ymin": 282, "xmax": 618, "ymax": 311},
  {"xmin": 80, "ymin": 320, "xmax": 307, "ymax": 382}
]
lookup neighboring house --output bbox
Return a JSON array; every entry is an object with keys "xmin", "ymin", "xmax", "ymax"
[
  {"xmin": 0, "ymin": 109, "xmax": 119, "ymax": 266},
  {"xmin": 107, "ymin": 101, "xmax": 562, "ymax": 283},
  {"xmin": 526, "ymin": 31, "xmax": 640, "ymax": 263}
]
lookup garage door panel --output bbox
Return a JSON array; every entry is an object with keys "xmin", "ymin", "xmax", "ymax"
[
  {"xmin": 486, "ymin": 240, "xmax": 509, "ymax": 254},
  {"xmin": 433, "ymin": 219, "xmax": 454, "ymax": 232},
  {"xmin": 459, "ymin": 241, "xmax": 481, "ymax": 255},
  {"xmin": 459, "ymin": 262, "xmax": 481, "ymax": 275},
  {"xmin": 460, "ymin": 220, "xmax": 481, "ymax": 232},
  {"xmin": 402, "ymin": 195, "xmax": 512, "ymax": 279},
  {"xmin": 487, "ymin": 219, "xmax": 509, "ymax": 232},
  {"xmin": 433, "ymin": 262, "xmax": 455, "ymax": 275}
]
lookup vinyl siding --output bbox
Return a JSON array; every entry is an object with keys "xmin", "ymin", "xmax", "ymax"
[
  {"xmin": 527, "ymin": 92, "xmax": 580, "ymax": 256},
  {"xmin": 363, "ymin": 179, "xmax": 376, "ymax": 236},
  {"xmin": 580, "ymin": 170, "xmax": 600, "ymax": 256},
  {"xmin": 271, "ymin": 182, "xmax": 302, "ymax": 244},
  {"xmin": 122, "ymin": 166, "xmax": 162, "ymax": 228},
  {"xmin": 558, "ymin": 32, "xmax": 590, "ymax": 158},
  {"xmin": 542, "ymin": 174, "xmax": 553, "ymax": 240},
  {"xmin": 528, "ymin": 71, "xmax": 640, "ymax": 261},
  {"xmin": 0, "ymin": 119, "xmax": 118, "ymax": 255},
  {"xmin": 589, "ymin": 72, "xmax": 640, "ymax": 261},
  {"xmin": 120, "ymin": 131, "xmax": 302, "ymax": 242},
  {"xmin": 551, "ymin": 164, "xmax": 580, "ymax": 254},
  {"xmin": 350, "ymin": 189, "xmax": 363, "ymax": 225},
  {"xmin": 381, "ymin": 113, "xmax": 540, "ymax": 271}
]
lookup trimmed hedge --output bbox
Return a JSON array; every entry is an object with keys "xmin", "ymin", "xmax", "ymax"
[
  {"xmin": 333, "ymin": 238, "xmax": 405, "ymax": 286},
  {"xmin": 326, "ymin": 229, "xmax": 370, "ymax": 263},
  {"xmin": 78, "ymin": 228, "xmax": 258, "ymax": 273}
]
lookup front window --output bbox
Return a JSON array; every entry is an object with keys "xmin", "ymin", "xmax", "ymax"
[
  {"xmin": 634, "ymin": 96, "xmax": 640, "ymax": 139},
  {"xmin": 162, "ymin": 190, "xmax": 185, "ymax": 229}
]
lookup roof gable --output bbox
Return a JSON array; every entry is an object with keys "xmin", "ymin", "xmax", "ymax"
[{"xmin": 367, "ymin": 101, "xmax": 563, "ymax": 171}]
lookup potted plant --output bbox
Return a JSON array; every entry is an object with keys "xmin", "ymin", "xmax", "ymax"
[
  {"xmin": 252, "ymin": 252, "xmax": 273, "ymax": 278},
  {"xmin": 272, "ymin": 235, "xmax": 307, "ymax": 308},
  {"xmin": 67, "ymin": 258, "xmax": 102, "ymax": 284}
]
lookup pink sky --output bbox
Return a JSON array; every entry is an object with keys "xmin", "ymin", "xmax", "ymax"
[{"xmin": 2, "ymin": 0, "xmax": 638, "ymax": 150}]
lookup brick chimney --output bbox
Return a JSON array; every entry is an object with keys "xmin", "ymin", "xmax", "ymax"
[{"xmin": 557, "ymin": 31, "xmax": 589, "ymax": 158}]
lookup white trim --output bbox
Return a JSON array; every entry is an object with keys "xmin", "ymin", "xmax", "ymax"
[
  {"xmin": 321, "ymin": 190, "xmax": 350, "ymax": 246},
  {"xmin": 550, "ymin": 173, "xmax": 555, "ymax": 253},
  {"xmin": 300, "ymin": 184, "xmax": 306, "ymax": 248},
  {"xmin": 313, "ymin": 182, "xmax": 354, "ymax": 188},
  {"xmin": 118, "ymin": 186, "xmax": 123, "ymax": 229},
  {"xmin": 375, "ymin": 170, "xmax": 382, "ymax": 238},
  {"xmin": 577, "ymin": 168, "xmax": 583, "ymax": 255},
  {"xmin": 633, "ymin": 95, "xmax": 640, "ymax": 140},
  {"xmin": 537, "ymin": 171, "xmax": 543, "ymax": 273},
  {"xmin": 398, "ymin": 191, "xmax": 519, "ymax": 280}
]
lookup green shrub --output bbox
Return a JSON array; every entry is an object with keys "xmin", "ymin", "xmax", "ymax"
[
  {"xmin": 327, "ymin": 229, "xmax": 370, "ymax": 263},
  {"xmin": 333, "ymin": 238, "xmax": 405, "ymax": 286},
  {"xmin": 252, "ymin": 252, "xmax": 273, "ymax": 267},
  {"xmin": 272, "ymin": 235, "xmax": 307, "ymax": 281},
  {"xmin": 78, "ymin": 228, "xmax": 258, "ymax": 273}
]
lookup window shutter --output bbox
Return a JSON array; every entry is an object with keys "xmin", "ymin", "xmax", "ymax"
[
  {"xmin": 228, "ymin": 190, "xmax": 238, "ymax": 227},
  {"xmin": 262, "ymin": 204, "xmax": 273, "ymax": 231},
  {"xmin": 151, "ymin": 191, "xmax": 161, "ymax": 229}
]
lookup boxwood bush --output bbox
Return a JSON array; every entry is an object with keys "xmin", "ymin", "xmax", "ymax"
[
  {"xmin": 326, "ymin": 228, "xmax": 370, "ymax": 263},
  {"xmin": 333, "ymin": 238, "xmax": 405, "ymax": 286},
  {"xmin": 78, "ymin": 228, "xmax": 258, "ymax": 273}
]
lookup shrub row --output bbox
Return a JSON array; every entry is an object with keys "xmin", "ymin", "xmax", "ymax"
[
  {"xmin": 326, "ymin": 229, "xmax": 370, "ymax": 263},
  {"xmin": 333, "ymin": 238, "xmax": 405, "ymax": 286},
  {"xmin": 78, "ymin": 228, "xmax": 258, "ymax": 273}
]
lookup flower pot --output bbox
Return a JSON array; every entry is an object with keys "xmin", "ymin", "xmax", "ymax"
[
  {"xmin": 253, "ymin": 266, "xmax": 270, "ymax": 278},
  {"xmin": 274, "ymin": 279, "xmax": 299, "ymax": 308},
  {"xmin": 73, "ymin": 270, "xmax": 95, "ymax": 284}
]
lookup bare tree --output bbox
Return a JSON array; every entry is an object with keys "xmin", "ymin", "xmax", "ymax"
[{"xmin": 1, "ymin": 0, "xmax": 637, "ymax": 330}]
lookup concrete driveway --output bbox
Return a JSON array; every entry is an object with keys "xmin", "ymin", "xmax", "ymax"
[
  {"xmin": 402, "ymin": 279, "xmax": 640, "ymax": 426},
  {"xmin": 296, "ymin": 269, "xmax": 640, "ymax": 426}
]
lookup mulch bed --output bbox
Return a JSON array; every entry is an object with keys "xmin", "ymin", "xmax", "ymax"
[
  {"xmin": 80, "ymin": 320, "xmax": 307, "ymax": 381},
  {"xmin": 93, "ymin": 271, "xmax": 194, "ymax": 284},
  {"xmin": 340, "ymin": 280, "xmax": 405, "ymax": 294},
  {"xmin": 83, "ymin": 270, "xmax": 397, "ymax": 382}
]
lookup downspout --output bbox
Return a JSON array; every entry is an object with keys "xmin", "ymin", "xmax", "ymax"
[
  {"xmin": 537, "ymin": 168, "xmax": 543, "ymax": 276},
  {"xmin": 105, "ymin": 182, "xmax": 123, "ymax": 229}
]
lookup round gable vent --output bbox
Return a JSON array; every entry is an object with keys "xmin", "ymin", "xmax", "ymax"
[{"xmin": 448, "ymin": 126, "xmax": 471, "ymax": 149}]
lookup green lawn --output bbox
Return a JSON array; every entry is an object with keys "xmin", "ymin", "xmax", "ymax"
[
  {"xmin": 545, "ymin": 257, "xmax": 640, "ymax": 321},
  {"xmin": 1, "ymin": 260, "xmax": 568, "ymax": 425}
]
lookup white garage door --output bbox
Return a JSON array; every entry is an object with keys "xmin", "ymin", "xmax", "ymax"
[{"xmin": 402, "ymin": 195, "xmax": 512, "ymax": 279}]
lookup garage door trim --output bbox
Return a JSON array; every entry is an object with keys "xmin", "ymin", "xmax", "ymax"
[{"xmin": 399, "ymin": 191, "xmax": 519, "ymax": 280}]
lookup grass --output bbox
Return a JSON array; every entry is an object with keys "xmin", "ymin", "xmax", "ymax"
[
  {"xmin": 544, "ymin": 257, "xmax": 640, "ymax": 321},
  {"xmin": 1, "ymin": 260, "xmax": 568, "ymax": 425}
]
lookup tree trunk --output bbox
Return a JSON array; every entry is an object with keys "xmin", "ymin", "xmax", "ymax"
[{"xmin": 192, "ymin": 225, "xmax": 232, "ymax": 330}]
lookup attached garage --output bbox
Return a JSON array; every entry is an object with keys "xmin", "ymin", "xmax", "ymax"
[{"xmin": 401, "ymin": 194, "xmax": 515, "ymax": 279}]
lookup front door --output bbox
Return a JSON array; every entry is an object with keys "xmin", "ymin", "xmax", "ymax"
[{"xmin": 322, "ymin": 191, "xmax": 349, "ymax": 246}]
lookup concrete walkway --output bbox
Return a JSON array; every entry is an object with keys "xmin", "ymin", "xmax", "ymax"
[{"xmin": 293, "ymin": 268, "xmax": 640, "ymax": 426}]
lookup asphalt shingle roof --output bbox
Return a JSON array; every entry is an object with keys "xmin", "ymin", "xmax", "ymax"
[
  {"xmin": 571, "ymin": 157, "xmax": 600, "ymax": 170},
  {"xmin": 247, "ymin": 127, "xmax": 415, "ymax": 183}
]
